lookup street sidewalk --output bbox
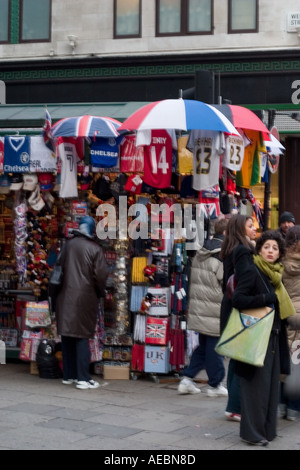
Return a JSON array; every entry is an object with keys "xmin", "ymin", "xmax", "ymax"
[{"xmin": 0, "ymin": 360, "xmax": 298, "ymax": 451}]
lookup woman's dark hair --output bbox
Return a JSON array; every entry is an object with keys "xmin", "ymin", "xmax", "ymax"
[
  {"xmin": 285, "ymin": 225, "xmax": 300, "ymax": 252},
  {"xmin": 255, "ymin": 230, "xmax": 286, "ymax": 259},
  {"xmin": 220, "ymin": 214, "xmax": 253, "ymax": 260}
]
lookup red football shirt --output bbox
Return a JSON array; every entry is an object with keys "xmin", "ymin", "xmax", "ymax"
[{"xmin": 143, "ymin": 130, "xmax": 173, "ymax": 189}]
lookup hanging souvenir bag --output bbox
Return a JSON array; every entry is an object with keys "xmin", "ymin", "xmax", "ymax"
[
  {"xmin": 48, "ymin": 243, "xmax": 67, "ymax": 299},
  {"xmin": 25, "ymin": 301, "xmax": 51, "ymax": 329}
]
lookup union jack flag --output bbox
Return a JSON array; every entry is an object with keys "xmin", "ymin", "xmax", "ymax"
[
  {"xmin": 42, "ymin": 108, "xmax": 55, "ymax": 152},
  {"xmin": 151, "ymin": 293, "xmax": 167, "ymax": 306},
  {"xmin": 146, "ymin": 323, "xmax": 166, "ymax": 339}
]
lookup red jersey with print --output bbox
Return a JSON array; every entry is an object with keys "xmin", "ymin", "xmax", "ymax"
[
  {"xmin": 143, "ymin": 130, "xmax": 173, "ymax": 189},
  {"xmin": 120, "ymin": 134, "xmax": 144, "ymax": 172}
]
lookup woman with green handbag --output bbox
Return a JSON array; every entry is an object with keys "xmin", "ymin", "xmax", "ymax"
[
  {"xmin": 232, "ymin": 231, "xmax": 294, "ymax": 446},
  {"xmin": 219, "ymin": 214, "xmax": 257, "ymax": 422}
]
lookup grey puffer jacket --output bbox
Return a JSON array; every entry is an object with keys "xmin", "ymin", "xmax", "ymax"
[
  {"xmin": 55, "ymin": 232, "xmax": 108, "ymax": 339},
  {"xmin": 187, "ymin": 236, "xmax": 224, "ymax": 337}
]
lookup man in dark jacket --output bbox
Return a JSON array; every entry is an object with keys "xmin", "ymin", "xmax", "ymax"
[
  {"xmin": 55, "ymin": 216, "xmax": 107, "ymax": 389},
  {"xmin": 277, "ymin": 211, "xmax": 295, "ymax": 240}
]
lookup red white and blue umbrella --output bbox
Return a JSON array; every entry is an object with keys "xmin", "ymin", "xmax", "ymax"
[
  {"xmin": 212, "ymin": 104, "xmax": 270, "ymax": 133},
  {"xmin": 51, "ymin": 115, "xmax": 121, "ymax": 138},
  {"xmin": 118, "ymin": 99, "xmax": 240, "ymax": 134}
]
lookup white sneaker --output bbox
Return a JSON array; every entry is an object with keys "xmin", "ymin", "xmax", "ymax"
[
  {"xmin": 178, "ymin": 377, "xmax": 201, "ymax": 395},
  {"xmin": 76, "ymin": 380, "xmax": 100, "ymax": 390},
  {"xmin": 62, "ymin": 379, "xmax": 77, "ymax": 385},
  {"xmin": 206, "ymin": 383, "xmax": 228, "ymax": 397}
]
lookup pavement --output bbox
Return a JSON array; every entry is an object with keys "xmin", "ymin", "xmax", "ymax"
[{"xmin": 0, "ymin": 359, "xmax": 299, "ymax": 453}]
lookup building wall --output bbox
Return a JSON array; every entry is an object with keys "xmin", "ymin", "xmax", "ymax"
[{"xmin": 0, "ymin": 0, "xmax": 300, "ymax": 62}]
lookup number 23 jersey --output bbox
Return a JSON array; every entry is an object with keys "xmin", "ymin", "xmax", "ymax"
[{"xmin": 187, "ymin": 130, "xmax": 225, "ymax": 191}]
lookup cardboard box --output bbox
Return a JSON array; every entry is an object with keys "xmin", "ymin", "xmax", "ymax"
[
  {"xmin": 30, "ymin": 361, "xmax": 39, "ymax": 375},
  {"xmin": 103, "ymin": 365, "xmax": 130, "ymax": 380}
]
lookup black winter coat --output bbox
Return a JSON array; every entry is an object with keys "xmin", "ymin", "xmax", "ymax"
[
  {"xmin": 220, "ymin": 244, "xmax": 254, "ymax": 333},
  {"xmin": 232, "ymin": 261, "xmax": 290, "ymax": 376},
  {"xmin": 55, "ymin": 232, "xmax": 108, "ymax": 339}
]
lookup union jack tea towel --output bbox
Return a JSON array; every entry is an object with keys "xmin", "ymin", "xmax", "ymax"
[
  {"xmin": 145, "ymin": 317, "xmax": 170, "ymax": 345},
  {"xmin": 147, "ymin": 287, "xmax": 171, "ymax": 316}
]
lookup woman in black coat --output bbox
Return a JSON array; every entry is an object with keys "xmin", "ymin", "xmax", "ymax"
[
  {"xmin": 232, "ymin": 231, "xmax": 293, "ymax": 446},
  {"xmin": 219, "ymin": 214, "xmax": 257, "ymax": 421}
]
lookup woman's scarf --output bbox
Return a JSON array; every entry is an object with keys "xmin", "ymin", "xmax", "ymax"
[{"xmin": 253, "ymin": 254, "xmax": 295, "ymax": 320}]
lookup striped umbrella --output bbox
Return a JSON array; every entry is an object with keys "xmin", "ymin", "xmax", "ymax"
[{"xmin": 51, "ymin": 115, "xmax": 121, "ymax": 138}]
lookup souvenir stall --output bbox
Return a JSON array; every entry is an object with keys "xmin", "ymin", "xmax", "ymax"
[{"xmin": 0, "ymin": 102, "xmax": 284, "ymax": 381}]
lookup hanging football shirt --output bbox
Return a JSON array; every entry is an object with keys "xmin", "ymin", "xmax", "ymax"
[
  {"xmin": 120, "ymin": 134, "xmax": 144, "ymax": 172},
  {"xmin": 222, "ymin": 131, "xmax": 250, "ymax": 172},
  {"xmin": 236, "ymin": 131, "xmax": 267, "ymax": 188},
  {"xmin": 30, "ymin": 136, "xmax": 57, "ymax": 172},
  {"xmin": 187, "ymin": 130, "xmax": 225, "ymax": 191},
  {"xmin": 90, "ymin": 136, "xmax": 121, "ymax": 169},
  {"xmin": 57, "ymin": 137, "xmax": 81, "ymax": 198},
  {"xmin": 177, "ymin": 135, "xmax": 193, "ymax": 174},
  {"xmin": 4, "ymin": 136, "xmax": 30, "ymax": 173},
  {"xmin": 0, "ymin": 138, "xmax": 3, "ymax": 173},
  {"xmin": 143, "ymin": 130, "xmax": 173, "ymax": 189}
]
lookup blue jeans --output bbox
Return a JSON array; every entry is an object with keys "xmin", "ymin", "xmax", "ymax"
[
  {"xmin": 183, "ymin": 334, "xmax": 225, "ymax": 388},
  {"xmin": 226, "ymin": 359, "xmax": 241, "ymax": 414},
  {"xmin": 61, "ymin": 336, "xmax": 91, "ymax": 382}
]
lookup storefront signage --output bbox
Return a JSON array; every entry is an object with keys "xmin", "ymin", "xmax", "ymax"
[
  {"xmin": 291, "ymin": 80, "xmax": 300, "ymax": 104},
  {"xmin": 287, "ymin": 12, "xmax": 300, "ymax": 32}
]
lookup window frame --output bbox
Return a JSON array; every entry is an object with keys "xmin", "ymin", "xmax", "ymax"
[
  {"xmin": 155, "ymin": 0, "xmax": 213, "ymax": 37},
  {"xmin": 0, "ymin": 0, "xmax": 11, "ymax": 44},
  {"xmin": 113, "ymin": 0, "xmax": 142, "ymax": 39},
  {"xmin": 228, "ymin": 0, "xmax": 258, "ymax": 34},
  {"xmin": 19, "ymin": 0, "xmax": 52, "ymax": 43}
]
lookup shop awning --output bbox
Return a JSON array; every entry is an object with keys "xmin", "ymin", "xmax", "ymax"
[{"xmin": 0, "ymin": 102, "xmax": 150, "ymax": 134}]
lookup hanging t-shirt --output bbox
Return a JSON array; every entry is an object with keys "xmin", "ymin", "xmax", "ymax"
[
  {"xmin": 187, "ymin": 130, "xmax": 225, "ymax": 191},
  {"xmin": 236, "ymin": 130, "xmax": 267, "ymax": 188},
  {"xmin": 142, "ymin": 130, "xmax": 173, "ymax": 189},
  {"xmin": 120, "ymin": 134, "xmax": 144, "ymax": 173},
  {"xmin": 0, "ymin": 138, "xmax": 3, "ymax": 173},
  {"xmin": 4, "ymin": 136, "xmax": 30, "ymax": 173},
  {"xmin": 57, "ymin": 137, "xmax": 81, "ymax": 198},
  {"xmin": 90, "ymin": 136, "xmax": 121, "ymax": 169},
  {"xmin": 222, "ymin": 131, "xmax": 250, "ymax": 172},
  {"xmin": 30, "ymin": 136, "xmax": 57, "ymax": 173}
]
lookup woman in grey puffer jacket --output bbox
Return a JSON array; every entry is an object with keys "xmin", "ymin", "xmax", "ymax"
[{"xmin": 178, "ymin": 218, "xmax": 228, "ymax": 397}]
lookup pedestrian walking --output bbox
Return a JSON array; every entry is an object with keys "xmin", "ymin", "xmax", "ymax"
[
  {"xmin": 277, "ymin": 211, "xmax": 295, "ymax": 240},
  {"xmin": 219, "ymin": 214, "xmax": 256, "ymax": 421},
  {"xmin": 55, "ymin": 216, "xmax": 108, "ymax": 390},
  {"xmin": 232, "ymin": 230, "xmax": 293, "ymax": 446},
  {"xmin": 178, "ymin": 218, "xmax": 228, "ymax": 397},
  {"xmin": 281, "ymin": 225, "xmax": 300, "ymax": 420}
]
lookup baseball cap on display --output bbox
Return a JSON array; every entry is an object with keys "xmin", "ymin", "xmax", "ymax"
[
  {"xmin": 78, "ymin": 174, "xmax": 91, "ymax": 191},
  {"xmin": 110, "ymin": 173, "xmax": 128, "ymax": 200},
  {"xmin": 23, "ymin": 173, "xmax": 38, "ymax": 191},
  {"xmin": 38, "ymin": 173, "xmax": 54, "ymax": 191},
  {"xmin": 28, "ymin": 186, "xmax": 45, "ymax": 212},
  {"xmin": 10, "ymin": 173, "xmax": 23, "ymax": 191},
  {"xmin": 0, "ymin": 174, "xmax": 12, "ymax": 194},
  {"xmin": 124, "ymin": 174, "xmax": 143, "ymax": 194}
]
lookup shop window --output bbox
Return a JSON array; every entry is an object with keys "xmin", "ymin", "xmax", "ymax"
[
  {"xmin": 0, "ymin": 0, "xmax": 10, "ymax": 44},
  {"xmin": 228, "ymin": 0, "xmax": 258, "ymax": 33},
  {"xmin": 20, "ymin": 0, "xmax": 51, "ymax": 42},
  {"xmin": 156, "ymin": 0, "xmax": 213, "ymax": 36},
  {"xmin": 114, "ymin": 0, "xmax": 141, "ymax": 38}
]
